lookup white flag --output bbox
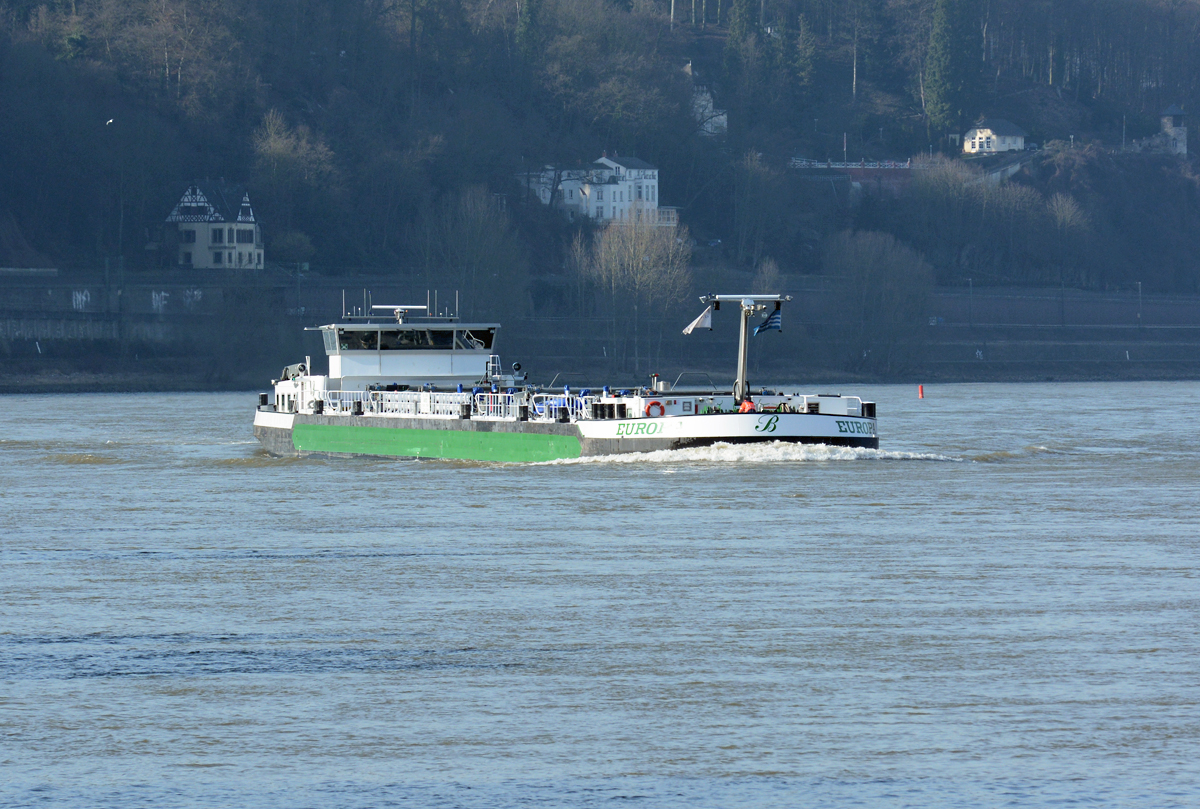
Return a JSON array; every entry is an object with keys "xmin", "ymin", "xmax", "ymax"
[{"xmin": 682, "ymin": 304, "xmax": 713, "ymax": 335}]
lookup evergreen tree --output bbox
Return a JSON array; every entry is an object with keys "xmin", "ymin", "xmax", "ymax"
[
  {"xmin": 793, "ymin": 13, "xmax": 816, "ymax": 94},
  {"xmin": 516, "ymin": 0, "xmax": 544, "ymax": 66},
  {"xmin": 924, "ymin": 0, "xmax": 978, "ymax": 134},
  {"xmin": 723, "ymin": 0, "xmax": 760, "ymax": 124},
  {"xmin": 726, "ymin": 0, "xmax": 755, "ymax": 47}
]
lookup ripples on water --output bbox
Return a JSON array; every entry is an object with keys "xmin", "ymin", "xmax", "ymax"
[{"xmin": 2, "ymin": 384, "xmax": 1199, "ymax": 807}]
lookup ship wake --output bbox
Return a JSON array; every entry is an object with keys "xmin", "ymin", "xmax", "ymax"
[{"xmin": 536, "ymin": 441, "xmax": 959, "ymax": 466}]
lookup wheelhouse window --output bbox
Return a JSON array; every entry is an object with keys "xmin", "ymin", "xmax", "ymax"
[
  {"xmin": 455, "ymin": 329, "xmax": 496, "ymax": 350},
  {"xmin": 378, "ymin": 329, "xmax": 455, "ymax": 350},
  {"xmin": 337, "ymin": 329, "xmax": 378, "ymax": 350},
  {"xmin": 336, "ymin": 327, "xmax": 493, "ymax": 351}
]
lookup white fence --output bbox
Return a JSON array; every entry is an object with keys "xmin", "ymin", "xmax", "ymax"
[
  {"xmin": 311, "ymin": 388, "xmax": 609, "ymax": 422},
  {"xmin": 473, "ymin": 393, "xmax": 522, "ymax": 420},
  {"xmin": 323, "ymin": 390, "xmax": 470, "ymax": 417},
  {"xmin": 529, "ymin": 393, "xmax": 596, "ymax": 422},
  {"xmin": 790, "ymin": 157, "xmax": 915, "ymax": 170}
]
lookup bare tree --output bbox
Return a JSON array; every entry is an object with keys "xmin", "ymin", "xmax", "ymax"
[
  {"xmin": 732, "ymin": 150, "xmax": 777, "ymax": 268},
  {"xmin": 574, "ymin": 211, "xmax": 692, "ymax": 372},
  {"xmin": 414, "ymin": 186, "xmax": 529, "ymax": 318},
  {"xmin": 752, "ymin": 257, "xmax": 782, "ymax": 293},
  {"xmin": 824, "ymin": 230, "xmax": 934, "ymax": 374},
  {"xmin": 252, "ymin": 109, "xmax": 336, "ymax": 233}
]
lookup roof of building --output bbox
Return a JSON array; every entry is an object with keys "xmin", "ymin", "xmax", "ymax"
[
  {"xmin": 968, "ymin": 118, "xmax": 1027, "ymax": 137},
  {"xmin": 166, "ymin": 181, "xmax": 256, "ymax": 224},
  {"xmin": 1163, "ymin": 104, "xmax": 1186, "ymax": 117},
  {"xmin": 596, "ymin": 155, "xmax": 657, "ymax": 171}
]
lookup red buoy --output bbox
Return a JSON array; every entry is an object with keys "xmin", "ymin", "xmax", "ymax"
[{"xmin": 918, "ymin": 384, "xmax": 924, "ymax": 399}]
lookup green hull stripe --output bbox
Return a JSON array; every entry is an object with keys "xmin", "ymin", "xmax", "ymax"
[{"xmin": 292, "ymin": 423, "xmax": 582, "ymax": 462}]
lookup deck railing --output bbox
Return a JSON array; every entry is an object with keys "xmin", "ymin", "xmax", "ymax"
[
  {"xmin": 529, "ymin": 393, "xmax": 596, "ymax": 421},
  {"xmin": 473, "ymin": 392, "xmax": 522, "ymax": 420},
  {"xmin": 324, "ymin": 390, "xmax": 470, "ymax": 416},
  {"xmin": 324, "ymin": 390, "xmax": 369, "ymax": 414},
  {"xmin": 316, "ymin": 389, "xmax": 609, "ymax": 421}
]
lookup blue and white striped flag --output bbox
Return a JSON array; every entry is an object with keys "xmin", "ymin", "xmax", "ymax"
[{"xmin": 754, "ymin": 308, "xmax": 782, "ymax": 335}]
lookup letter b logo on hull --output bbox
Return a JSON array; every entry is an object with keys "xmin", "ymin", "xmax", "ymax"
[{"xmin": 755, "ymin": 415, "xmax": 779, "ymax": 433}]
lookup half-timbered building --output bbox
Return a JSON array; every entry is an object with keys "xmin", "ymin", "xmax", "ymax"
[{"xmin": 166, "ymin": 182, "xmax": 264, "ymax": 270}]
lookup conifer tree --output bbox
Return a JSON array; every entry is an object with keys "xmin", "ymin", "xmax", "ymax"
[
  {"xmin": 516, "ymin": 0, "xmax": 543, "ymax": 66},
  {"xmin": 924, "ymin": 0, "xmax": 978, "ymax": 135},
  {"xmin": 724, "ymin": 0, "xmax": 758, "ymax": 100}
]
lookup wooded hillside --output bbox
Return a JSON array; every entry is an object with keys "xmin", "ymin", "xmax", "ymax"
[{"xmin": 1, "ymin": 0, "xmax": 1198, "ymax": 305}]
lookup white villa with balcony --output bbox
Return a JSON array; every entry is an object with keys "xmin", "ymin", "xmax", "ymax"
[
  {"xmin": 522, "ymin": 155, "xmax": 679, "ymax": 226},
  {"xmin": 166, "ymin": 182, "xmax": 264, "ymax": 270}
]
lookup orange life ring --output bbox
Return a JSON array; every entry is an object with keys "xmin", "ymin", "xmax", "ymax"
[{"xmin": 645, "ymin": 400, "xmax": 665, "ymax": 417}]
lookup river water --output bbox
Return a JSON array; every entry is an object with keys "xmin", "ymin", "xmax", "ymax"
[{"xmin": 2, "ymin": 382, "xmax": 1197, "ymax": 807}]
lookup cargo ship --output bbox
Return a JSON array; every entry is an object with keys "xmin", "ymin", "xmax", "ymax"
[{"xmin": 253, "ymin": 294, "xmax": 878, "ymax": 462}]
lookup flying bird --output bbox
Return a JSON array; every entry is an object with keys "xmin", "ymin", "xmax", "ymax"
[{"xmin": 106, "ymin": 119, "xmax": 113, "ymax": 125}]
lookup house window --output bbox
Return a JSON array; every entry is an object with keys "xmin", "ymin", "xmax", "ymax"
[
  {"xmin": 227, "ymin": 228, "xmax": 234, "ymax": 242},
  {"xmin": 257, "ymin": 252, "xmax": 262, "ymax": 265},
  {"xmin": 637, "ymin": 186, "xmax": 643, "ymax": 200},
  {"xmin": 596, "ymin": 206, "xmax": 604, "ymax": 218},
  {"xmin": 236, "ymin": 229, "xmax": 254, "ymax": 244},
  {"xmin": 228, "ymin": 252, "xmax": 233, "ymax": 264},
  {"xmin": 238, "ymin": 252, "xmax": 244, "ymax": 266},
  {"xmin": 180, "ymin": 229, "xmax": 196, "ymax": 244},
  {"xmin": 597, "ymin": 188, "xmax": 603, "ymax": 201},
  {"xmin": 213, "ymin": 251, "xmax": 223, "ymax": 264},
  {"xmin": 985, "ymin": 137, "xmax": 992, "ymax": 149},
  {"xmin": 182, "ymin": 252, "xmax": 192, "ymax": 265},
  {"xmin": 212, "ymin": 228, "xmax": 224, "ymax": 243}
]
